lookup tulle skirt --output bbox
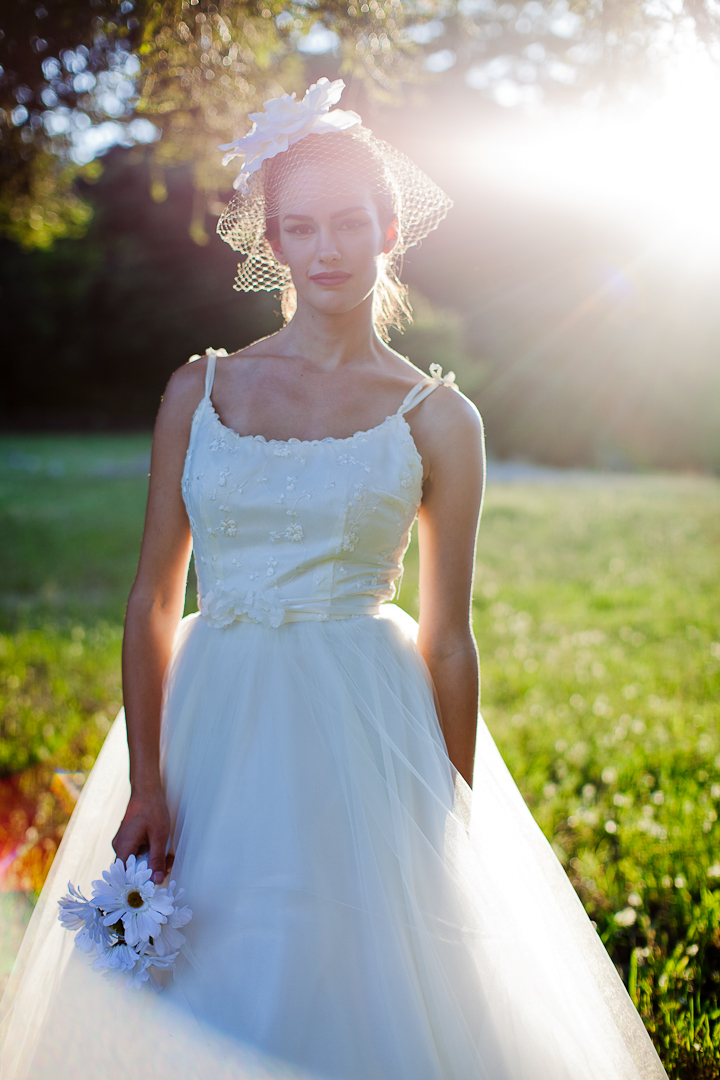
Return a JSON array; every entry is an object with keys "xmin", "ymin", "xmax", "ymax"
[{"xmin": 0, "ymin": 605, "xmax": 666, "ymax": 1080}]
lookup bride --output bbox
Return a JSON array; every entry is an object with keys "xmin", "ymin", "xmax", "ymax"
[{"xmin": 0, "ymin": 79, "xmax": 667, "ymax": 1080}]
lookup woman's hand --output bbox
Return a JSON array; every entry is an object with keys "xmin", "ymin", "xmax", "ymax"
[
  {"xmin": 112, "ymin": 787, "xmax": 172, "ymax": 884},
  {"xmin": 116, "ymin": 359, "xmax": 205, "ymax": 886}
]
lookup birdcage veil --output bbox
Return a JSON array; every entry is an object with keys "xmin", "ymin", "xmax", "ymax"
[{"xmin": 216, "ymin": 78, "xmax": 452, "ymax": 332}]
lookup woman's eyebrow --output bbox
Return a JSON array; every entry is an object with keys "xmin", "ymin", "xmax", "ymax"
[
  {"xmin": 283, "ymin": 206, "xmax": 369, "ymax": 223},
  {"xmin": 330, "ymin": 205, "xmax": 369, "ymax": 219}
]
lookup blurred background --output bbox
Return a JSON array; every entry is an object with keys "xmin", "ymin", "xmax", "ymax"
[
  {"xmin": 2, "ymin": 0, "xmax": 719, "ymax": 469},
  {"xmin": 1, "ymin": 4, "xmax": 720, "ymax": 1077}
]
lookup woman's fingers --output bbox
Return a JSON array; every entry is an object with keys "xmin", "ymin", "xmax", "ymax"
[
  {"xmin": 112, "ymin": 818, "xmax": 146, "ymax": 864},
  {"xmin": 148, "ymin": 822, "xmax": 170, "ymax": 884},
  {"xmin": 111, "ymin": 793, "xmax": 171, "ymax": 881}
]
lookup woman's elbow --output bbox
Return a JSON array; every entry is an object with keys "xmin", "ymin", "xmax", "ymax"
[{"xmin": 418, "ymin": 627, "xmax": 478, "ymax": 665}]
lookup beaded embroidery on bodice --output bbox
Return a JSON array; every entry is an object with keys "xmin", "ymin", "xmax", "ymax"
[{"xmin": 181, "ymin": 351, "xmax": 455, "ymax": 628}]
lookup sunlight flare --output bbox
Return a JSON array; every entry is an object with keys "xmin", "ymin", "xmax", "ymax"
[{"xmin": 468, "ymin": 47, "xmax": 720, "ymax": 266}]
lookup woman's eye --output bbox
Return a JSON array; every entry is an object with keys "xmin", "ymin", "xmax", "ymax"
[
  {"xmin": 339, "ymin": 218, "xmax": 368, "ymax": 231},
  {"xmin": 285, "ymin": 224, "xmax": 314, "ymax": 235}
]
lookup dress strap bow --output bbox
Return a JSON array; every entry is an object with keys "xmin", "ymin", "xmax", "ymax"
[{"xmin": 397, "ymin": 365, "xmax": 457, "ymax": 417}]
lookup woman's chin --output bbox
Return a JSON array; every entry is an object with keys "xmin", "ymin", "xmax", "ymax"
[{"xmin": 295, "ymin": 283, "xmax": 375, "ymax": 320}]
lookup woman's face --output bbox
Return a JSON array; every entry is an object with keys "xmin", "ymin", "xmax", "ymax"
[{"xmin": 269, "ymin": 175, "xmax": 397, "ymax": 319}]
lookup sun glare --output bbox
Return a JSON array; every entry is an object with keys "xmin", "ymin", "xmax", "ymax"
[{"xmin": 466, "ymin": 47, "xmax": 720, "ymax": 267}]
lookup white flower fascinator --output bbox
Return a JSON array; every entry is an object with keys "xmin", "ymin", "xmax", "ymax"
[{"xmin": 218, "ymin": 78, "xmax": 361, "ymax": 193}]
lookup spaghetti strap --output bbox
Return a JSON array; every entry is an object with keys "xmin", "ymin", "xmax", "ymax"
[
  {"xmin": 204, "ymin": 350, "xmax": 218, "ymax": 400},
  {"xmin": 188, "ymin": 347, "xmax": 227, "ymax": 400},
  {"xmin": 187, "ymin": 345, "xmax": 223, "ymax": 401},
  {"xmin": 396, "ymin": 363, "xmax": 457, "ymax": 417}
]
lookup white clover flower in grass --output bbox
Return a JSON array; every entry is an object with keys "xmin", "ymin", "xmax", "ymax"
[{"xmin": 91, "ymin": 853, "xmax": 175, "ymax": 947}]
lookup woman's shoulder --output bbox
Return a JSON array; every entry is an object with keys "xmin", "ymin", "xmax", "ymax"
[
  {"xmin": 165, "ymin": 339, "xmax": 263, "ymax": 395},
  {"xmin": 163, "ymin": 352, "xmax": 209, "ymax": 409},
  {"xmin": 382, "ymin": 346, "xmax": 477, "ymax": 409},
  {"xmin": 173, "ymin": 331, "xmax": 284, "ymax": 374},
  {"xmin": 402, "ymin": 361, "xmax": 484, "ymax": 477},
  {"xmin": 387, "ymin": 347, "xmax": 482, "ymax": 430},
  {"xmin": 420, "ymin": 377, "xmax": 483, "ymax": 442}
]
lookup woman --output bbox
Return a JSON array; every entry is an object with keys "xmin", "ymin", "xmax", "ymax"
[{"xmin": 0, "ymin": 79, "xmax": 667, "ymax": 1080}]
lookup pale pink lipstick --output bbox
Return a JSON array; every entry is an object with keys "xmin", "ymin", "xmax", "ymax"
[{"xmin": 309, "ymin": 271, "xmax": 352, "ymax": 286}]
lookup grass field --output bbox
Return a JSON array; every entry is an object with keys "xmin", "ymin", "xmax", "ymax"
[{"xmin": 1, "ymin": 434, "xmax": 719, "ymax": 1077}]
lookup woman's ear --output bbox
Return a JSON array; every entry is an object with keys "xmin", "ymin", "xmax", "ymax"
[
  {"xmin": 269, "ymin": 237, "xmax": 288, "ymax": 265},
  {"xmin": 382, "ymin": 218, "xmax": 399, "ymax": 255}
]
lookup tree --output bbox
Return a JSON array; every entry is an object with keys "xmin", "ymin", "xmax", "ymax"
[
  {"xmin": 0, "ymin": 0, "xmax": 141, "ymax": 246},
  {"xmin": 437, "ymin": 0, "xmax": 720, "ymax": 110},
  {"xmin": 3, "ymin": 0, "xmax": 720, "ymax": 249},
  {"xmin": 1, "ymin": 0, "xmax": 427, "ymax": 247}
]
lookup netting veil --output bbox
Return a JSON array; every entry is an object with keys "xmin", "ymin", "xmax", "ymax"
[{"xmin": 216, "ymin": 79, "xmax": 453, "ymax": 297}]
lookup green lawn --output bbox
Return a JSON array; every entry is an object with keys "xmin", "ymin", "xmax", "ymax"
[{"xmin": 1, "ymin": 435, "xmax": 719, "ymax": 1077}]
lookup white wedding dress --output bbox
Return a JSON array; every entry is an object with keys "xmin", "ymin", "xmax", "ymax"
[{"xmin": 0, "ymin": 354, "xmax": 667, "ymax": 1080}]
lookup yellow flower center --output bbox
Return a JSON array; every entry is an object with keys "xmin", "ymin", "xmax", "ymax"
[{"xmin": 126, "ymin": 889, "xmax": 145, "ymax": 909}]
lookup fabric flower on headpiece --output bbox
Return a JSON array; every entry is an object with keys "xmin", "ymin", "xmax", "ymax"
[{"xmin": 218, "ymin": 77, "xmax": 361, "ymax": 192}]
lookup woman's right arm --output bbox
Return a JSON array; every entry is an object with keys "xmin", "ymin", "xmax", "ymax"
[{"xmin": 112, "ymin": 359, "xmax": 206, "ymax": 884}]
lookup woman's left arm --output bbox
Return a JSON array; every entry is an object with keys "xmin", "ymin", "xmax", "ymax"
[{"xmin": 413, "ymin": 387, "xmax": 485, "ymax": 788}]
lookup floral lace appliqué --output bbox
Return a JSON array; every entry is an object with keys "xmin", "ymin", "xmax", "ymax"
[
  {"xmin": 182, "ymin": 369, "xmax": 443, "ymax": 629},
  {"xmin": 337, "ymin": 453, "xmax": 371, "ymax": 474},
  {"xmin": 270, "ymin": 523, "xmax": 304, "ymax": 543}
]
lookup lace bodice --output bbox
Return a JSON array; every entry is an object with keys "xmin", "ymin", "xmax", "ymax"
[{"xmin": 182, "ymin": 351, "xmax": 455, "ymax": 628}]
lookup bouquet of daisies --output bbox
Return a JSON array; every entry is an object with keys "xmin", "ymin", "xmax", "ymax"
[{"xmin": 58, "ymin": 853, "xmax": 192, "ymax": 990}]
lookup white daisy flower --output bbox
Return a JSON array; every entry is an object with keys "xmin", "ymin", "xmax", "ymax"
[
  {"xmin": 152, "ymin": 882, "xmax": 193, "ymax": 957},
  {"xmin": 58, "ymin": 882, "xmax": 112, "ymax": 953},
  {"xmin": 92, "ymin": 940, "xmax": 139, "ymax": 975},
  {"xmin": 122, "ymin": 958, "xmax": 155, "ymax": 991},
  {"xmin": 59, "ymin": 854, "xmax": 193, "ymax": 991},
  {"xmin": 97, "ymin": 944, "xmax": 156, "ymax": 989},
  {"xmin": 94, "ymin": 936, "xmax": 180, "ymax": 991},
  {"xmin": 91, "ymin": 854, "xmax": 175, "ymax": 947}
]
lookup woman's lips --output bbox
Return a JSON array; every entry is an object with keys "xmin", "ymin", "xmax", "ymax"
[{"xmin": 309, "ymin": 271, "xmax": 352, "ymax": 286}]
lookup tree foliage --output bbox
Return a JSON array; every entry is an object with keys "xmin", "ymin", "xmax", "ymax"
[
  {"xmin": 129, "ymin": 0, "xmax": 429, "ymax": 240},
  {"xmin": 0, "ymin": 0, "xmax": 141, "ymax": 246},
  {"xmin": 1, "ymin": 0, "xmax": 426, "ymax": 247},
  {"xmin": 442, "ymin": 0, "xmax": 720, "ymax": 105},
  {"xmin": 2, "ymin": 0, "xmax": 720, "ymax": 248}
]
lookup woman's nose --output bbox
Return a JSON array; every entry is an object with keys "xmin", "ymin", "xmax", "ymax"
[{"xmin": 316, "ymin": 226, "xmax": 340, "ymax": 262}]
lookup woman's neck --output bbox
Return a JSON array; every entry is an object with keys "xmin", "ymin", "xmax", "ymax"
[{"xmin": 278, "ymin": 296, "xmax": 387, "ymax": 372}]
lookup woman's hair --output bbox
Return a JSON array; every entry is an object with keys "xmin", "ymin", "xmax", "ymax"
[{"xmin": 263, "ymin": 132, "xmax": 412, "ymax": 341}]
